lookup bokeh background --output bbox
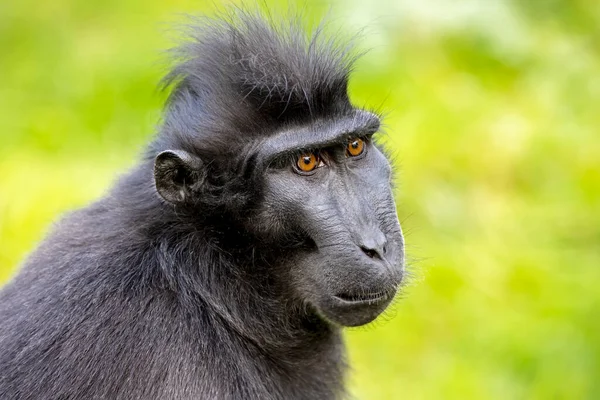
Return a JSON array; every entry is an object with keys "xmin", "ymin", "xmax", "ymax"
[{"xmin": 1, "ymin": 0, "xmax": 599, "ymax": 398}]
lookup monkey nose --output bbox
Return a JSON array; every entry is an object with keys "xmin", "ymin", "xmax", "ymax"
[{"xmin": 357, "ymin": 230, "xmax": 387, "ymax": 261}]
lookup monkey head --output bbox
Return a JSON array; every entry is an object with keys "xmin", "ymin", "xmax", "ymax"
[{"xmin": 151, "ymin": 13, "xmax": 404, "ymax": 328}]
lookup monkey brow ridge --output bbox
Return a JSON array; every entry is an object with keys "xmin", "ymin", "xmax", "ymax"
[{"xmin": 259, "ymin": 109, "xmax": 380, "ymax": 161}]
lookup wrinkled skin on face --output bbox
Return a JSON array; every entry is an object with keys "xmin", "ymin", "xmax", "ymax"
[{"xmin": 254, "ymin": 129, "xmax": 405, "ymax": 327}]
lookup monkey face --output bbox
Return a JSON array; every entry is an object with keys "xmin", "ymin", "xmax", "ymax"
[
  {"xmin": 254, "ymin": 125, "xmax": 405, "ymax": 327},
  {"xmin": 154, "ymin": 109, "xmax": 404, "ymax": 327}
]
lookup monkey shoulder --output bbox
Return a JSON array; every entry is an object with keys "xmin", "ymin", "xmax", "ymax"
[{"xmin": 0, "ymin": 203, "xmax": 215, "ymax": 398}]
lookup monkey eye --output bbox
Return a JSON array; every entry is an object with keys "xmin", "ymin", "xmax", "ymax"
[
  {"xmin": 295, "ymin": 152, "xmax": 323, "ymax": 173},
  {"xmin": 346, "ymin": 137, "xmax": 365, "ymax": 157}
]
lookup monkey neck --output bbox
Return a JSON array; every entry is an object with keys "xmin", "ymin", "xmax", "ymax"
[
  {"xmin": 180, "ymin": 239, "xmax": 339, "ymax": 350},
  {"xmin": 171, "ymin": 240, "xmax": 348, "ymax": 395}
]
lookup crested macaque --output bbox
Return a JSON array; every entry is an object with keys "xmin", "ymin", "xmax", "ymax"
[{"xmin": 0, "ymin": 10, "xmax": 405, "ymax": 400}]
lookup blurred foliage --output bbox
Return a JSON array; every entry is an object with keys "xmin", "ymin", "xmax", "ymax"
[{"xmin": 0, "ymin": 0, "xmax": 599, "ymax": 398}]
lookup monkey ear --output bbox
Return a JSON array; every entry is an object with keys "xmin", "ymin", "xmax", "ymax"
[{"xmin": 154, "ymin": 150, "xmax": 204, "ymax": 204}]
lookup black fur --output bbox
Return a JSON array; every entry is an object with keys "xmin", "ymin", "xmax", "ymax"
[{"xmin": 0, "ymin": 10, "xmax": 404, "ymax": 400}]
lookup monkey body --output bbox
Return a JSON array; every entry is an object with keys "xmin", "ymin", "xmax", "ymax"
[
  {"xmin": 0, "ymin": 10, "xmax": 404, "ymax": 400},
  {"xmin": 0, "ymin": 174, "xmax": 344, "ymax": 399}
]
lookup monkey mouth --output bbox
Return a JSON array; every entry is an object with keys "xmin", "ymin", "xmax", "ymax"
[
  {"xmin": 317, "ymin": 286, "xmax": 398, "ymax": 326},
  {"xmin": 333, "ymin": 290, "xmax": 392, "ymax": 305}
]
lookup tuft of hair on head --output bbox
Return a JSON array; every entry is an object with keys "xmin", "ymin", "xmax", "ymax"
[{"xmin": 158, "ymin": 8, "xmax": 363, "ymax": 148}]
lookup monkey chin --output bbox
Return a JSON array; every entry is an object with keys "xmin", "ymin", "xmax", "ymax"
[{"xmin": 315, "ymin": 289, "xmax": 397, "ymax": 327}]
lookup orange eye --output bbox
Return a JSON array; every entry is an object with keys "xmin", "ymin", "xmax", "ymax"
[
  {"xmin": 296, "ymin": 153, "xmax": 320, "ymax": 172},
  {"xmin": 347, "ymin": 138, "xmax": 365, "ymax": 157}
]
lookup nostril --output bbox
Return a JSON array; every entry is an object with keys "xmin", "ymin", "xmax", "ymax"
[{"xmin": 360, "ymin": 246, "xmax": 382, "ymax": 260}]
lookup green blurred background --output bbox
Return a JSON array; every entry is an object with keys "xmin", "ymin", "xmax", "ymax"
[{"xmin": 1, "ymin": 0, "xmax": 599, "ymax": 398}]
